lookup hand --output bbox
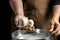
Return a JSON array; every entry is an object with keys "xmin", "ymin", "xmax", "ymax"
[
  {"xmin": 49, "ymin": 17, "xmax": 60, "ymax": 36},
  {"xmin": 14, "ymin": 15, "xmax": 35, "ymax": 30},
  {"xmin": 21, "ymin": 26, "xmax": 35, "ymax": 31},
  {"xmin": 14, "ymin": 15, "xmax": 25, "ymax": 28}
]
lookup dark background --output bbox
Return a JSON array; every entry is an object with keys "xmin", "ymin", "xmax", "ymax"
[{"xmin": 0, "ymin": 0, "xmax": 12, "ymax": 40}]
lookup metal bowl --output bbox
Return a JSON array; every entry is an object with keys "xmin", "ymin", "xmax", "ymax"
[{"xmin": 11, "ymin": 29, "xmax": 51, "ymax": 40}]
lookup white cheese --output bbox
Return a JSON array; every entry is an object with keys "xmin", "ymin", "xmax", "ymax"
[{"xmin": 28, "ymin": 19, "xmax": 34, "ymax": 27}]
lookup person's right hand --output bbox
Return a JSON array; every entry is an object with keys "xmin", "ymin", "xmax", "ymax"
[
  {"xmin": 14, "ymin": 15, "xmax": 35, "ymax": 30},
  {"xmin": 14, "ymin": 15, "xmax": 25, "ymax": 28}
]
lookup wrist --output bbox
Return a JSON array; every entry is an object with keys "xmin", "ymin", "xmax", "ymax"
[
  {"xmin": 52, "ymin": 12, "xmax": 59, "ymax": 21},
  {"xmin": 16, "ymin": 14, "xmax": 25, "ymax": 17},
  {"xmin": 52, "ymin": 5, "xmax": 60, "ymax": 21},
  {"xmin": 53, "ymin": 5, "xmax": 60, "ymax": 18},
  {"xmin": 15, "ymin": 12, "xmax": 25, "ymax": 16},
  {"xmin": 52, "ymin": 16, "xmax": 59, "ymax": 22}
]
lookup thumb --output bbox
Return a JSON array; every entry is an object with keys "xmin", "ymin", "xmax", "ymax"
[{"xmin": 14, "ymin": 17, "xmax": 19, "ymax": 27}]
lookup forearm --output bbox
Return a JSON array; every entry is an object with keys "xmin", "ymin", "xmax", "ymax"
[
  {"xmin": 9, "ymin": 0, "xmax": 24, "ymax": 16},
  {"xmin": 52, "ymin": 5, "xmax": 60, "ymax": 20}
]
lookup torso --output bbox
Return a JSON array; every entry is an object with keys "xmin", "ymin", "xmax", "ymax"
[{"xmin": 24, "ymin": 0, "xmax": 51, "ymax": 30}]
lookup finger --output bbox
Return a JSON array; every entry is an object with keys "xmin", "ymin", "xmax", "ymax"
[
  {"xmin": 52, "ymin": 30, "xmax": 58, "ymax": 35},
  {"xmin": 31, "ymin": 26, "xmax": 35, "ymax": 29},
  {"xmin": 25, "ymin": 26, "xmax": 35, "ymax": 30},
  {"xmin": 55, "ymin": 30, "xmax": 60, "ymax": 36},
  {"xmin": 14, "ymin": 20, "xmax": 19, "ymax": 27},
  {"xmin": 19, "ymin": 27, "xmax": 25, "ymax": 30},
  {"xmin": 55, "ymin": 24, "xmax": 60, "ymax": 36},
  {"xmin": 49, "ymin": 22, "xmax": 54, "ymax": 32},
  {"xmin": 30, "ymin": 28, "xmax": 33, "ymax": 31},
  {"xmin": 14, "ymin": 18, "xmax": 19, "ymax": 27},
  {"xmin": 24, "ymin": 26, "xmax": 29, "ymax": 29},
  {"xmin": 29, "ymin": 27, "xmax": 35, "ymax": 31},
  {"xmin": 52, "ymin": 24, "xmax": 60, "ymax": 35},
  {"xmin": 20, "ymin": 26, "xmax": 29, "ymax": 30}
]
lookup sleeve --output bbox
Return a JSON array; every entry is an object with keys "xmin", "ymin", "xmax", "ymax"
[{"xmin": 52, "ymin": 0, "xmax": 60, "ymax": 5}]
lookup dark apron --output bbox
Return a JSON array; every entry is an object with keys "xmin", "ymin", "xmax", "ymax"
[{"xmin": 11, "ymin": 0, "xmax": 57, "ymax": 40}]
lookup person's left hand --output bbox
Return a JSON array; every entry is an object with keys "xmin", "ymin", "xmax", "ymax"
[{"xmin": 49, "ymin": 18, "xmax": 60, "ymax": 36}]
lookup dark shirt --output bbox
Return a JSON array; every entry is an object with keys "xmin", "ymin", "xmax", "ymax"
[
  {"xmin": 8, "ymin": 0, "xmax": 60, "ymax": 5},
  {"xmin": 22, "ymin": 0, "xmax": 60, "ymax": 5},
  {"xmin": 53, "ymin": 0, "xmax": 60, "ymax": 5}
]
